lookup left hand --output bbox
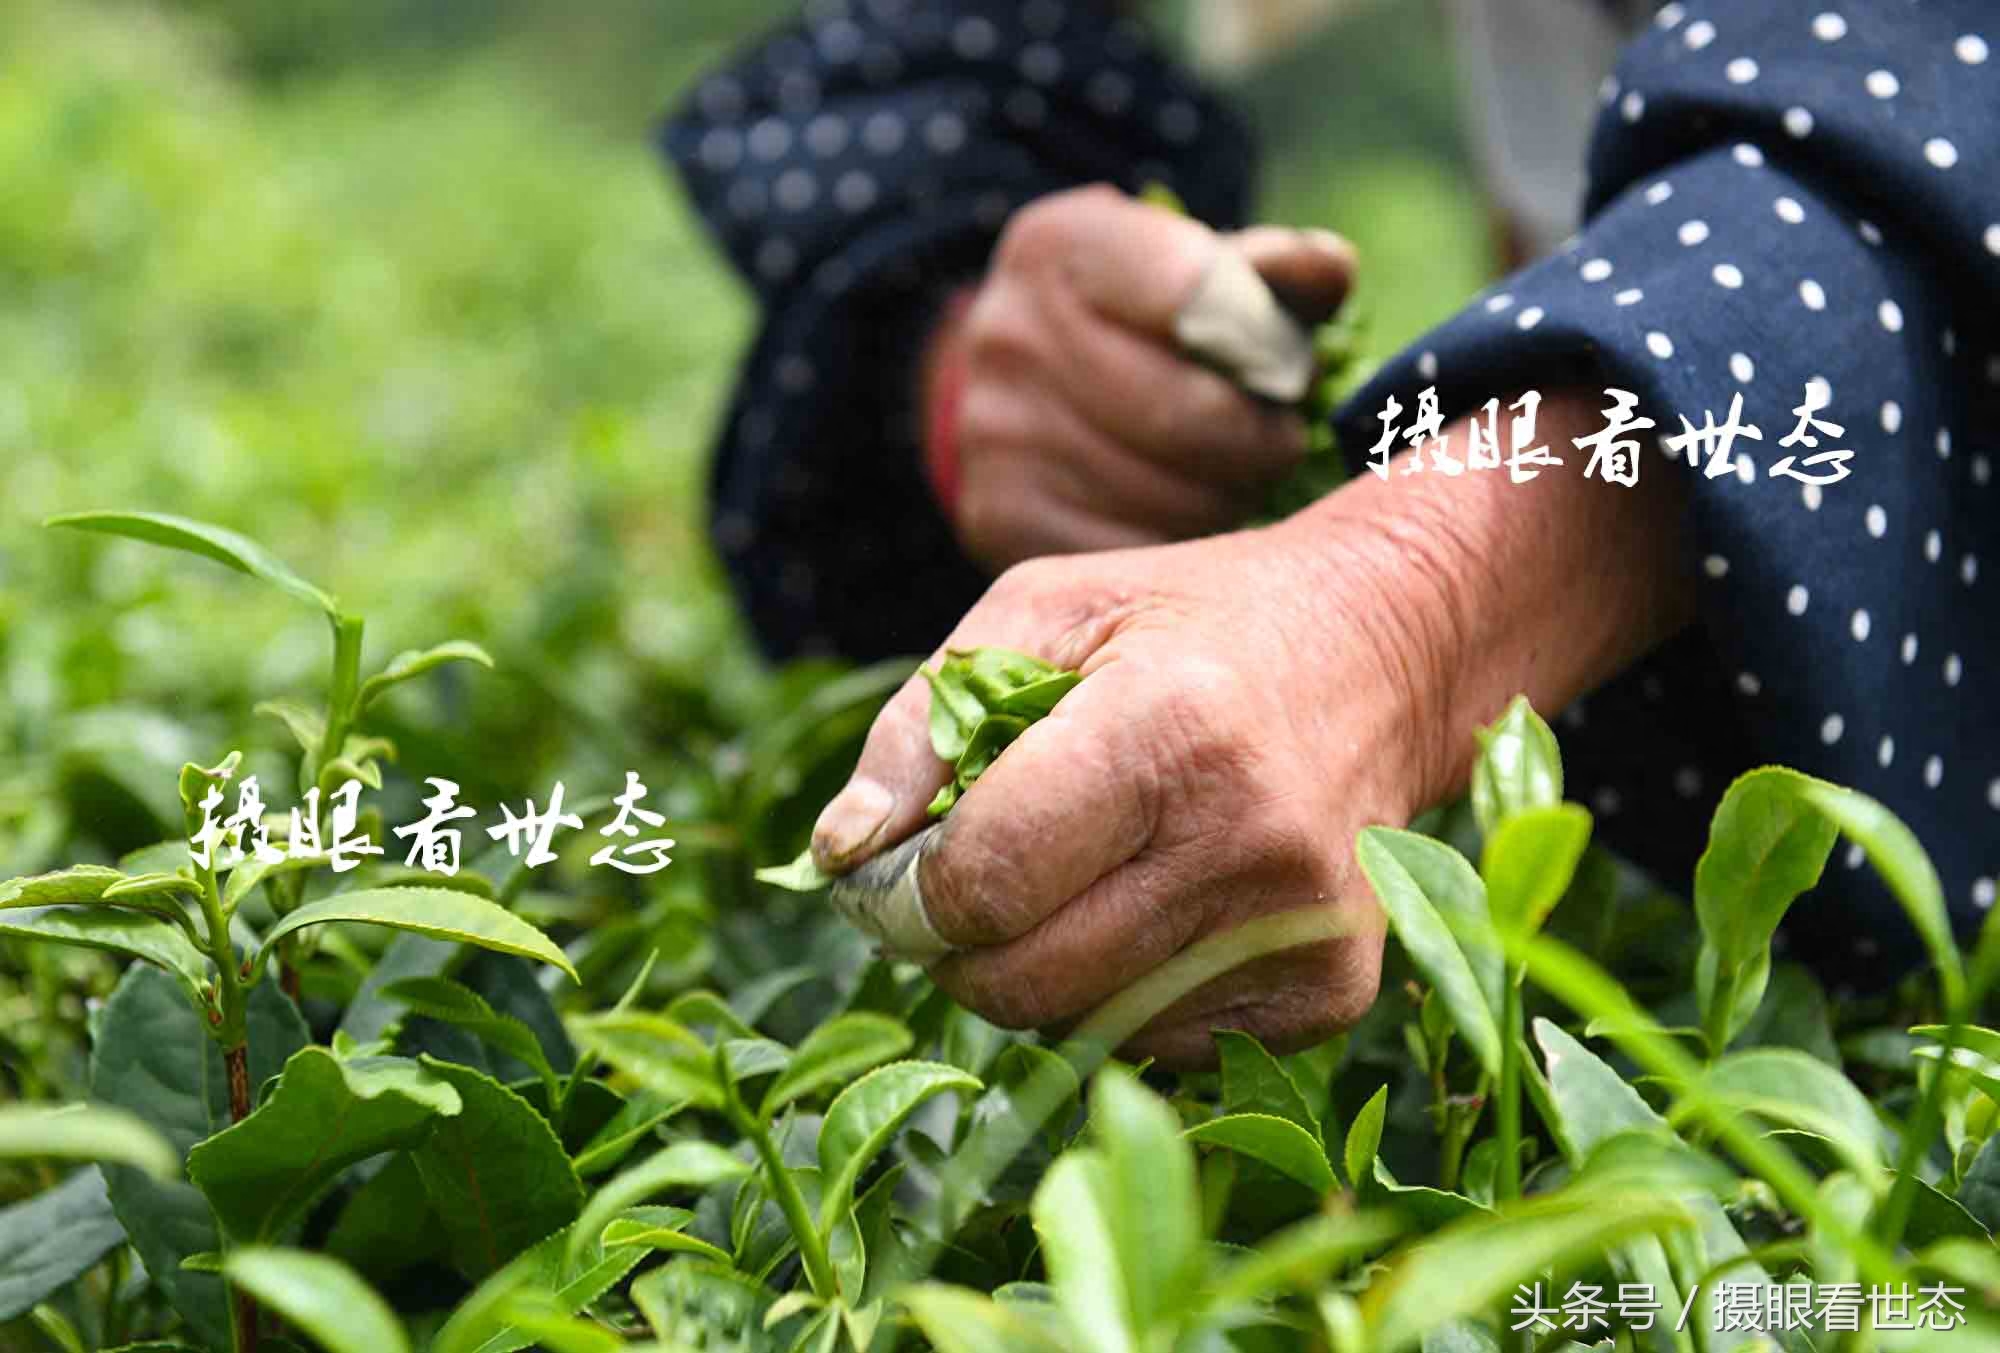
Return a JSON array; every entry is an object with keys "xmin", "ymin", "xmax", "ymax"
[{"xmin": 923, "ymin": 186, "xmax": 1354, "ymax": 571}]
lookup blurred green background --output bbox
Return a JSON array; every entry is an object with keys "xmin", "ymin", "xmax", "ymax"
[{"xmin": 0, "ymin": 0, "xmax": 1495, "ymax": 883}]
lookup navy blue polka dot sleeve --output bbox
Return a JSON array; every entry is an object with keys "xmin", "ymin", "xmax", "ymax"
[
  {"xmin": 1336, "ymin": 1, "xmax": 1998, "ymax": 981},
  {"xmin": 662, "ymin": 0, "xmax": 1254, "ymax": 660}
]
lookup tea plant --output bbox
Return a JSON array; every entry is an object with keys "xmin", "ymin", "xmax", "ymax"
[{"xmin": 1, "ymin": 515, "xmax": 1997, "ymax": 1353}]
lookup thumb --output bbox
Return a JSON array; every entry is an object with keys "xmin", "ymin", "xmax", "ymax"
[
  {"xmin": 1227, "ymin": 226, "xmax": 1357, "ymax": 326},
  {"xmin": 810, "ymin": 674, "xmax": 947, "ymax": 874}
]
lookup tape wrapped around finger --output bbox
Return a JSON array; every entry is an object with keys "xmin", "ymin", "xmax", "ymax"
[
  {"xmin": 828, "ymin": 822, "xmax": 956, "ymax": 963},
  {"xmin": 1171, "ymin": 244, "xmax": 1316, "ymax": 404}
]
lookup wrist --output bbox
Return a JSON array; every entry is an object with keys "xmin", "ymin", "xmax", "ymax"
[{"xmin": 1275, "ymin": 387, "xmax": 1695, "ymax": 808}]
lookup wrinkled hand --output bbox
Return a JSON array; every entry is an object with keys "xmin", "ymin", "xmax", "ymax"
[
  {"xmin": 814, "ymin": 523, "xmax": 1418, "ymax": 1064},
  {"xmin": 813, "ymin": 392, "xmax": 1695, "ymax": 1067},
  {"xmin": 929, "ymin": 184, "xmax": 1355, "ymax": 571}
]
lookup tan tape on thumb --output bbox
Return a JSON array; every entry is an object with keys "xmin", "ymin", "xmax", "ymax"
[
  {"xmin": 827, "ymin": 824, "xmax": 955, "ymax": 963},
  {"xmin": 1172, "ymin": 245, "xmax": 1316, "ymax": 404}
]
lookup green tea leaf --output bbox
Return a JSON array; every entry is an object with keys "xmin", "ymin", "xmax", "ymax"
[
  {"xmin": 0, "ymin": 1170, "xmax": 125, "ymax": 1323},
  {"xmin": 1795, "ymin": 778, "xmax": 1962, "ymax": 1006},
  {"xmin": 573, "ymin": 1090, "xmax": 686, "ymax": 1177},
  {"xmin": 336, "ymin": 933, "xmax": 461, "ymax": 1046},
  {"xmin": 219, "ymin": 853, "xmax": 330, "ymax": 914},
  {"xmin": 409, "ymin": 1058, "xmax": 585, "ymax": 1279},
  {"xmin": 0, "ymin": 865, "xmax": 127, "ymax": 910},
  {"xmin": 1899, "ymin": 1172, "xmax": 1991, "ymax": 1246},
  {"xmin": 92, "ymin": 966, "xmax": 308, "ymax": 1351},
  {"xmin": 923, "ymin": 663, "xmax": 986, "ymax": 765},
  {"xmin": 380, "ymin": 976, "xmax": 559, "ymax": 1103},
  {"xmin": 1913, "ymin": 1023, "xmax": 2000, "ymax": 1065},
  {"xmin": 1203, "ymin": 1210, "xmax": 1405, "ymax": 1311},
  {"xmin": 982, "ymin": 1043, "xmax": 1085, "ymax": 1160},
  {"xmin": 1681, "ymin": 1048, "xmax": 1885, "ymax": 1178},
  {"xmin": 101, "ymin": 871, "xmax": 200, "ymax": 905},
  {"xmin": 255, "ymin": 698, "xmax": 327, "ymax": 756},
  {"xmin": 325, "ymin": 1153, "xmax": 448, "ymax": 1284},
  {"xmin": 1366, "ymin": 1190, "xmax": 1691, "ymax": 1353},
  {"xmin": 1956, "ymin": 1133, "xmax": 2000, "ymax": 1232},
  {"xmin": 1524, "ymin": 953, "xmax": 1801, "ymax": 1352},
  {"xmin": 953, "ymin": 714, "xmax": 1029, "ymax": 791},
  {"xmin": 187, "ymin": 1049, "xmax": 460, "ymax": 1242},
  {"xmin": 1184, "ymin": 1113, "xmax": 1335, "ymax": 1195},
  {"xmin": 0, "ymin": 1104, "xmax": 179, "ymax": 1178},
  {"xmin": 567, "ymin": 1011, "xmax": 724, "ymax": 1110},
  {"xmin": 1480, "ymin": 805, "xmax": 1592, "ymax": 937},
  {"xmin": 1695, "ymin": 768, "xmax": 1842, "ymax": 961},
  {"xmin": 0, "ymin": 907, "xmax": 209, "ymax": 1001},
  {"xmin": 719, "ymin": 1038, "xmax": 791, "ymax": 1087},
  {"xmin": 1693, "ymin": 768, "xmax": 1841, "ymax": 1050},
  {"xmin": 1917, "ymin": 1235, "xmax": 2000, "ymax": 1297},
  {"xmin": 486, "ymin": 1297, "xmax": 625, "ymax": 1353},
  {"xmin": 665, "ymin": 989, "xmax": 757, "ymax": 1041},
  {"xmin": 600, "ymin": 1212, "xmax": 733, "ymax": 1267},
  {"xmin": 1574, "ymin": 1132, "xmax": 1738, "ymax": 1201},
  {"xmin": 761, "ymin": 1012, "xmax": 913, "ymax": 1120},
  {"xmin": 991, "ymin": 671, "xmax": 1081, "ymax": 720},
  {"xmin": 1911, "ymin": 1044, "xmax": 2000, "ymax": 1105},
  {"xmin": 1368, "ymin": 1161, "xmax": 1491, "ymax": 1230},
  {"xmin": 258, "ymin": 887, "xmax": 577, "ymax": 983},
  {"xmin": 630, "ymin": 1261, "xmax": 778, "ymax": 1347},
  {"xmin": 434, "ymin": 1218, "xmax": 649, "ymax": 1353},
  {"xmin": 1089, "ymin": 1069, "xmax": 1204, "ymax": 1339},
  {"xmin": 118, "ymin": 840, "xmax": 195, "ymax": 877},
  {"xmin": 918, "ymin": 649, "xmax": 1079, "ymax": 817},
  {"xmin": 1346, "ymin": 1085, "xmax": 1388, "ymax": 1192},
  {"xmin": 756, "ymin": 849, "xmax": 833, "ymax": 893},
  {"xmin": 1138, "ymin": 180, "xmax": 1190, "ymax": 214},
  {"xmin": 1215, "ymin": 1030, "xmax": 1320, "ymax": 1140},
  {"xmin": 355, "ymin": 640, "xmax": 495, "ymax": 713},
  {"xmin": 957, "ymin": 648, "xmax": 1064, "ymax": 705},
  {"xmin": 902, "ymin": 1283, "xmax": 1072, "ymax": 1353},
  {"xmin": 1469, "ymin": 696, "xmax": 1562, "ymax": 837},
  {"xmin": 47, "ymin": 510, "xmax": 340, "ymax": 617},
  {"xmin": 817, "ymin": 1061, "xmax": 980, "ymax": 1235},
  {"xmin": 1356, "ymin": 828, "xmax": 1503, "ymax": 1077},
  {"xmin": 1032, "ymin": 1153, "xmax": 1133, "ymax": 1353},
  {"xmin": 317, "ymin": 752, "xmax": 383, "ymax": 791},
  {"xmin": 1533, "ymin": 1019, "xmax": 1668, "ymax": 1156},
  {"xmin": 223, "ymin": 1248, "xmax": 408, "ymax": 1353},
  {"xmin": 567, "ymin": 1140, "xmax": 749, "ymax": 1270}
]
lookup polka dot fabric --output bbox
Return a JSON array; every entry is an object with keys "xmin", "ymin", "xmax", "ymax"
[
  {"xmin": 1336, "ymin": 1, "xmax": 1998, "ymax": 983},
  {"xmin": 663, "ymin": 0, "xmax": 1254, "ymax": 659}
]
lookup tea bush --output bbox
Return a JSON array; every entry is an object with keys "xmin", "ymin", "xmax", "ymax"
[
  {"xmin": 1, "ymin": 512, "xmax": 1997, "ymax": 1353},
  {"xmin": 7, "ymin": 5, "xmax": 1995, "ymax": 1353}
]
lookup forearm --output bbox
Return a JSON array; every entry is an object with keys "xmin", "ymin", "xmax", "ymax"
[{"xmin": 1277, "ymin": 389, "xmax": 1695, "ymax": 807}]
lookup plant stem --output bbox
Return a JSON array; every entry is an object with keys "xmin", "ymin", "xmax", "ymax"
[
  {"xmin": 225, "ymin": 1045, "xmax": 251, "ymax": 1122},
  {"xmin": 730, "ymin": 1098, "xmax": 838, "ymax": 1299},
  {"xmin": 897, "ymin": 906, "xmax": 1356, "ymax": 1289},
  {"xmin": 312, "ymin": 613, "xmax": 365, "ymax": 783},
  {"xmin": 101, "ymin": 1247, "xmax": 129, "ymax": 1348},
  {"xmin": 1437, "ymin": 1093, "xmax": 1481, "ymax": 1195},
  {"xmin": 1700, "ymin": 963, "xmax": 1737, "ymax": 1064},
  {"xmin": 1873, "ymin": 1015, "xmax": 1962, "ymax": 1251},
  {"xmin": 191, "ymin": 854, "xmax": 249, "ymax": 1066},
  {"xmin": 1496, "ymin": 970, "xmax": 1524, "ymax": 1201},
  {"xmin": 190, "ymin": 829, "xmax": 258, "ymax": 1353},
  {"xmin": 1523, "ymin": 935, "xmax": 1906, "ymax": 1288}
]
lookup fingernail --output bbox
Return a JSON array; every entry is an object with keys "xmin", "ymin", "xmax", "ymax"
[
  {"xmin": 813, "ymin": 777, "xmax": 894, "ymax": 869},
  {"xmin": 1303, "ymin": 228, "xmax": 1356, "ymax": 262}
]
